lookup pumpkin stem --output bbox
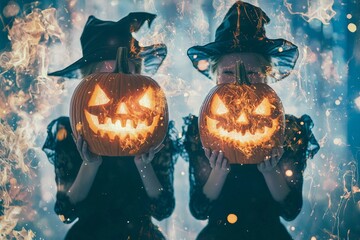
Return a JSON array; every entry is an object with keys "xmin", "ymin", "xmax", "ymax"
[
  {"xmin": 114, "ymin": 47, "xmax": 130, "ymax": 74},
  {"xmin": 235, "ymin": 61, "xmax": 251, "ymax": 85}
]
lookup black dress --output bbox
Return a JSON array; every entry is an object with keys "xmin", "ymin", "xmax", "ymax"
[
  {"xmin": 42, "ymin": 116, "xmax": 177, "ymax": 240},
  {"xmin": 182, "ymin": 114, "xmax": 320, "ymax": 240}
]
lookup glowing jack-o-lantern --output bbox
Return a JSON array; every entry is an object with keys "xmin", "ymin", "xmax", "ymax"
[
  {"xmin": 199, "ymin": 62, "xmax": 285, "ymax": 164},
  {"xmin": 70, "ymin": 48, "xmax": 168, "ymax": 156}
]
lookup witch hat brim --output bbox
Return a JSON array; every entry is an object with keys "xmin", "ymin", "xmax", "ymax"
[
  {"xmin": 187, "ymin": 37, "xmax": 299, "ymax": 81},
  {"xmin": 48, "ymin": 12, "xmax": 167, "ymax": 78}
]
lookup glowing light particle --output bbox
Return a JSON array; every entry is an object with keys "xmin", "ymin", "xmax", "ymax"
[
  {"xmin": 325, "ymin": 109, "xmax": 331, "ymax": 116},
  {"xmin": 311, "ymin": 237, "xmax": 317, "ymax": 240},
  {"xmin": 290, "ymin": 226, "xmax": 295, "ymax": 231},
  {"xmin": 335, "ymin": 99, "xmax": 341, "ymax": 105},
  {"xmin": 333, "ymin": 138, "xmax": 342, "ymax": 145},
  {"xmin": 354, "ymin": 96, "xmax": 360, "ymax": 110},
  {"xmin": 348, "ymin": 23, "xmax": 357, "ymax": 33},
  {"xmin": 347, "ymin": 14, "xmax": 352, "ymax": 19},
  {"xmin": 227, "ymin": 214, "xmax": 238, "ymax": 224},
  {"xmin": 59, "ymin": 215, "xmax": 65, "ymax": 222},
  {"xmin": 285, "ymin": 170, "xmax": 293, "ymax": 177},
  {"xmin": 197, "ymin": 60, "xmax": 209, "ymax": 71},
  {"xmin": 56, "ymin": 128, "xmax": 68, "ymax": 141},
  {"xmin": 278, "ymin": 47, "xmax": 284, "ymax": 53}
]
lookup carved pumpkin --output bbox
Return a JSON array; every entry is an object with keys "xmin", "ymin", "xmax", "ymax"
[
  {"xmin": 70, "ymin": 48, "xmax": 168, "ymax": 156},
  {"xmin": 199, "ymin": 62, "xmax": 285, "ymax": 164}
]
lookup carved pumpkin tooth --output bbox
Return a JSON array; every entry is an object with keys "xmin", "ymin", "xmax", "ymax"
[
  {"xmin": 98, "ymin": 115, "xmax": 105, "ymax": 124},
  {"xmin": 125, "ymin": 119, "xmax": 132, "ymax": 129},
  {"xmin": 133, "ymin": 119, "xmax": 138, "ymax": 128},
  {"xmin": 120, "ymin": 119, "xmax": 127, "ymax": 127},
  {"xmin": 249, "ymin": 127, "xmax": 256, "ymax": 135},
  {"xmin": 148, "ymin": 117, "xmax": 154, "ymax": 126}
]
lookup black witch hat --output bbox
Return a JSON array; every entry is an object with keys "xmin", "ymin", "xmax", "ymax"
[
  {"xmin": 187, "ymin": 1, "xmax": 299, "ymax": 81},
  {"xmin": 48, "ymin": 12, "xmax": 167, "ymax": 78}
]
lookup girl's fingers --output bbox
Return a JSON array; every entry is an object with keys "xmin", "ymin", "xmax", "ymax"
[
  {"xmin": 209, "ymin": 150, "xmax": 218, "ymax": 168},
  {"xmin": 154, "ymin": 144, "xmax": 165, "ymax": 154},
  {"xmin": 82, "ymin": 141, "xmax": 88, "ymax": 158},
  {"xmin": 148, "ymin": 147, "xmax": 155, "ymax": 161},
  {"xmin": 71, "ymin": 133, "xmax": 76, "ymax": 143},
  {"xmin": 221, "ymin": 158, "xmax": 228, "ymax": 170},
  {"xmin": 215, "ymin": 151, "xmax": 224, "ymax": 168},
  {"xmin": 264, "ymin": 158, "xmax": 271, "ymax": 169},
  {"xmin": 204, "ymin": 148, "xmax": 211, "ymax": 159}
]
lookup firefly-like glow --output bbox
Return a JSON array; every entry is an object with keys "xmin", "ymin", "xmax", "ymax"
[
  {"xmin": 355, "ymin": 96, "xmax": 360, "ymax": 110},
  {"xmin": 197, "ymin": 60, "xmax": 210, "ymax": 71},
  {"xmin": 348, "ymin": 23, "xmax": 357, "ymax": 33},
  {"xmin": 285, "ymin": 170, "xmax": 294, "ymax": 177},
  {"xmin": 227, "ymin": 214, "xmax": 238, "ymax": 224}
]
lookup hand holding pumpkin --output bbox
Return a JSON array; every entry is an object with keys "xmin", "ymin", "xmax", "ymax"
[
  {"xmin": 134, "ymin": 144, "xmax": 165, "ymax": 165},
  {"xmin": 204, "ymin": 148, "xmax": 231, "ymax": 176},
  {"xmin": 74, "ymin": 134, "xmax": 103, "ymax": 166},
  {"xmin": 257, "ymin": 146, "xmax": 284, "ymax": 174}
]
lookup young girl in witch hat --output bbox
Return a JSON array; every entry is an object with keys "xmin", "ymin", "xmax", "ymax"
[
  {"xmin": 43, "ymin": 13, "xmax": 176, "ymax": 240},
  {"xmin": 183, "ymin": 1, "xmax": 320, "ymax": 239}
]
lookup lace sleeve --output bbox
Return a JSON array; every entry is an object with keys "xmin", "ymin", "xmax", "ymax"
[
  {"xmin": 42, "ymin": 117, "xmax": 82, "ymax": 223},
  {"xmin": 182, "ymin": 115, "xmax": 215, "ymax": 220},
  {"xmin": 146, "ymin": 121, "xmax": 177, "ymax": 221},
  {"xmin": 277, "ymin": 114, "xmax": 320, "ymax": 221}
]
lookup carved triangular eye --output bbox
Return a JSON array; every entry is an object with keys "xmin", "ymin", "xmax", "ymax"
[
  {"xmin": 253, "ymin": 98, "xmax": 271, "ymax": 116},
  {"xmin": 211, "ymin": 94, "xmax": 229, "ymax": 115},
  {"xmin": 138, "ymin": 87, "xmax": 154, "ymax": 109},
  {"xmin": 89, "ymin": 84, "xmax": 110, "ymax": 107}
]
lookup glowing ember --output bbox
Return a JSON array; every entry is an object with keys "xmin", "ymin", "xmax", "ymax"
[
  {"xmin": 333, "ymin": 138, "xmax": 342, "ymax": 145},
  {"xmin": 284, "ymin": 0, "xmax": 336, "ymax": 24},
  {"xmin": 285, "ymin": 170, "xmax": 294, "ymax": 177},
  {"xmin": 348, "ymin": 23, "xmax": 357, "ymax": 33},
  {"xmin": 227, "ymin": 214, "xmax": 238, "ymax": 224},
  {"xmin": 197, "ymin": 60, "xmax": 210, "ymax": 71},
  {"xmin": 355, "ymin": 96, "xmax": 360, "ymax": 110},
  {"xmin": 2, "ymin": 1, "xmax": 20, "ymax": 18}
]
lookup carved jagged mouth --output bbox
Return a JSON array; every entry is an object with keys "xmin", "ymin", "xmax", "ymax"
[
  {"xmin": 206, "ymin": 117, "xmax": 278, "ymax": 145},
  {"xmin": 84, "ymin": 110, "xmax": 160, "ymax": 141}
]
